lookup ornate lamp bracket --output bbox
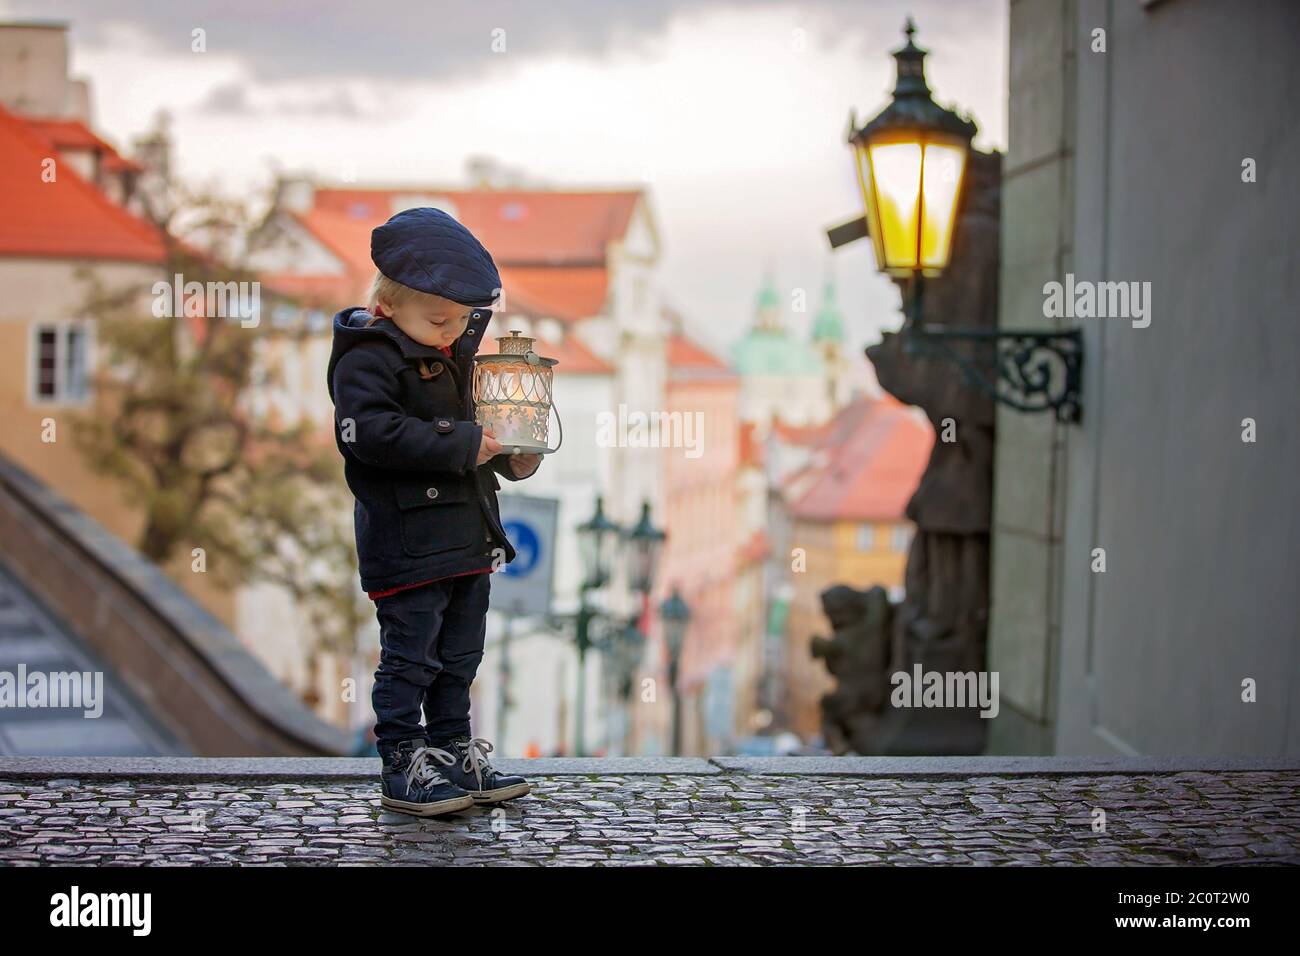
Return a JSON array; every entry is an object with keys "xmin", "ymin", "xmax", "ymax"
[{"xmin": 904, "ymin": 324, "xmax": 1084, "ymax": 423}]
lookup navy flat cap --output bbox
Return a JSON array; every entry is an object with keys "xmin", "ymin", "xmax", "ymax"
[{"xmin": 370, "ymin": 207, "xmax": 502, "ymax": 307}]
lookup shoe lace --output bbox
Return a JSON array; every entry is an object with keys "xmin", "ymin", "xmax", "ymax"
[
  {"xmin": 457, "ymin": 737, "xmax": 497, "ymax": 790},
  {"xmin": 404, "ymin": 745, "xmax": 456, "ymax": 792}
]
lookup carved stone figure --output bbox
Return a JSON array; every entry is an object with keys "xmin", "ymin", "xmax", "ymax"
[
  {"xmin": 817, "ymin": 148, "xmax": 1000, "ymax": 755},
  {"xmin": 810, "ymin": 585, "xmax": 894, "ymax": 753}
]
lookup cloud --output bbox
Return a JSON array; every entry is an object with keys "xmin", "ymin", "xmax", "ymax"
[
  {"xmin": 197, "ymin": 81, "xmax": 254, "ymax": 115},
  {"xmin": 9, "ymin": 0, "xmax": 1006, "ymax": 363},
  {"xmin": 197, "ymin": 81, "xmax": 368, "ymax": 118},
  {"xmin": 10, "ymin": 0, "xmax": 999, "ymax": 85},
  {"xmin": 6, "ymin": 0, "xmax": 688, "ymax": 82}
]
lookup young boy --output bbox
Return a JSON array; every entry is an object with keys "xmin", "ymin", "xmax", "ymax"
[{"xmin": 326, "ymin": 207, "xmax": 540, "ymax": 816}]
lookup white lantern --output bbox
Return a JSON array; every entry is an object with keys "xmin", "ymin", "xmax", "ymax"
[{"xmin": 473, "ymin": 330, "xmax": 562, "ymax": 455}]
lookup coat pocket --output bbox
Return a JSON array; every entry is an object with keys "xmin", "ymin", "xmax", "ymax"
[{"xmin": 392, "ymin": 478, "xmax": 478, "ymax": 557}]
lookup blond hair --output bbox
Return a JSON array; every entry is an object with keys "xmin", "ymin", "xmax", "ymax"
[{"xmin": 366, "ymin": 271, "xmax": 447, "ymax": 317}]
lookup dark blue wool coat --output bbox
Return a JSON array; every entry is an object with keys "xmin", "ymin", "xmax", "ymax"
[{"xmin": 326, "ymin": 306, "xmax": 529, "ymax": 593}]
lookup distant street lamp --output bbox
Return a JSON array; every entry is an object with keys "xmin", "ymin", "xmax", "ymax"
[
  {"xmin": 571, "ymin": 497, "xmax": 619, "ymax": 757},
  {"xmin": 609, "ymin": 617, "xmax": 647, "ymax": 754},
  {"xmin": 576, "ymin": 495, "xmax": 621, "ymax": 590},
  {"xmin": 834, "ymin": 18, "xmax": 1084, "ymax": 422},
  {"xmin": 659, "ymin": 586, "xmax": 691, "ymax": 757},
  {"xmin": 619, "ymin": 500, "xmax": 663, "ymax": 754},
  {"xmin": 624, "ymin": 501, "xmax": 667, "ymax": 597},
  {"xmin": 569, "ymin": 497, "xmax": 664, "ymax": 757}
]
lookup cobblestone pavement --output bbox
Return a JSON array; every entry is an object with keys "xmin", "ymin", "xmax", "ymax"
[{"xmin": 1, "ymin": 771, "xmax": 1297, "ymax": 865}]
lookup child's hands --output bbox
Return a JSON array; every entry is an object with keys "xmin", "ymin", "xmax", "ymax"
[
  {"xmin": 476, "ymin": 429, "xmax": 504, "ymax": 466},
  {"xmin": 509, "ymin": 453, "xmax": 541, "ymax": 478}
]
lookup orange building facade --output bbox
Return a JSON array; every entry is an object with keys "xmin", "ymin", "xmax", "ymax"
[{"xmin": 770, "ymin": 397, "xmax": 933, "ymax": 741}]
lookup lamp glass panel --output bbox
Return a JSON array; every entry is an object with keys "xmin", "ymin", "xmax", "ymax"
[
  {"xmin": 578, "ymin": 526, "xmax": 608, "ymax": 587},
  {"xmin": 577, "ymin": 526, "xmax": 597, "ymax": 585},
  {"xmin": 920, "ymin": 142, "xmax": 967, "ymax": 270},
  {"xmin": 473, "ymin": 358, "xmax": 554, "ymax": 448},
  {"xmin": 866, "ymin": 141, "xmax": 922, "ymax": 270},
  {"xmin": 628, "ymin": 542, "xmax": 649, "ymax": 593},
  {"xmin": 628, "ymin": 535, "xmax": 661, "ymax": 594}
]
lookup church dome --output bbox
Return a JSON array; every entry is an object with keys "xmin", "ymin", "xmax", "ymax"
[
  {"xmin": 731, "ymin": 272, "xmax": 826, "ymax": 376},
  {"xmin": 812, "ymin": 278, "xmax": 845, "ymax": 344}
]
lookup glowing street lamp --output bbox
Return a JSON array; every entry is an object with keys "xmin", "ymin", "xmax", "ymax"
[
  {"xmin": 834, "ymin": 19, "xmax": 1084, "ymax": 422},
  {"xmin": 848, "ymin": 17, "xmax": 976, "ymax": 283}
]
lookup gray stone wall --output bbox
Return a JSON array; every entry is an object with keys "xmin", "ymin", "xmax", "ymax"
[
  {"xmin": 990, "ymin": 0, "xmax": 1300, "ymax": 755},
  {"xmin": 987, "ymin": 0, "xmax": 1076, "ymax": 754}
]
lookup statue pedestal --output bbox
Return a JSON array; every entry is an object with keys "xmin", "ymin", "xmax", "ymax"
[{"xmin": 874, "ymin": 702, "xmax": 989, "ymax": 756}]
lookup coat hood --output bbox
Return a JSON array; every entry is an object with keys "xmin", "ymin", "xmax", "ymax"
[{"xmin": 326, "ymin": 306, "xmax": 494, "ymax": 403}]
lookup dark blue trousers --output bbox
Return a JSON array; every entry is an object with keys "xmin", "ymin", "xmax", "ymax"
[{"xmin": 372, "ymin": 572, "xmax": 490, "ymax": 755}]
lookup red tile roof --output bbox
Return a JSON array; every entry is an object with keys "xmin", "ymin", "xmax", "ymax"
[
  {"xmin": 667, "ymin": 331, "xmax": 736, "ymax": 390},
  {"xmin": 668, "ymin": 332, "xmax": 731, "ymax": 371},
  {"xmin": 0, "ymin": 105, "xmax": 165, "ymax": 263},
  {"xmin": 312, "ymin": 188, "xmax": 639, "ymax": 264},
  {"xmin": 293, "ymin": 206, "xmax": 374, "ymax": 277},
  {"xmin": 24, "ymin": 116, "xmax": 144, "ymax": 173},
  {"xmin": 279, "ymin": 188, "xmax": 640, "ymax": 321},
  {"xmin": 476, "ymin": 326, "xmax": 613, "ymax": 375},
  {"xmin": 785, "ymin": 397, "xmax": 933, "ymax": 522},
  {"xmin": 497, "ymin": 265, "xmax": 608, "ymax": 321}
]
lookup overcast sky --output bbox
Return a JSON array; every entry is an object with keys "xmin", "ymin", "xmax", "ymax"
[{"xmin": 3, "ymin": 0, "xmax": 1007, "ymax": 359}]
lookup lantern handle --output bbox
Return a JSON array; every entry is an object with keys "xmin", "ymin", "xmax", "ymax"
[{"xmin": 549, "ymin": 400, "xmax": 563, "ymax": 453}]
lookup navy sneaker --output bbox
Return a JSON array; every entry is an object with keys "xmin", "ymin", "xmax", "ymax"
[
  {"xmin": 379, "ymin": 739, "xmax": 475, "ymax": 817},
  {"xmin": 436, "ymin": 736, "xmax": 531, "ymax": 803}
]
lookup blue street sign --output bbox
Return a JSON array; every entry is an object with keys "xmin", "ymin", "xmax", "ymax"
[
  {"xmin": 501, "ymin": 519, "xmax": 540, "ymax": 577},
  {"xmin": 493, "ymin": 494, "xmax": 558, "ymax": 617}
]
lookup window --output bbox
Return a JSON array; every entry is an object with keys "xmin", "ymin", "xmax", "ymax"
[
  {"xmin": 855, "ymin": 523, "xmax": 875, "ymax": 551},
  {"xmin": 31, "ymin": 321, "xmax": 93, "ymax": 404},
  {"xmin": 891, "ymin": 524, "xmax": 914, "ymax": 553},
  {"xmin": 271, "ymin": 304, "xmax": 299, "ymax": 329}
]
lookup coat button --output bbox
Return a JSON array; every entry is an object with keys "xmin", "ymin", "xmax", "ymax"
[{"xmin": 426, "ymin": 487, "xmax": 439, "ymax": 499}]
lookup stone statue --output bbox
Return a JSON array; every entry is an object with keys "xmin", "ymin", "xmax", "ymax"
[
  {"xmin": 810, "ymin": 585, "xmax": 894, "ymax": 753},
  {"xmin": 817, "ymin": 148, "xmax": 1001, "ymax": 755}
]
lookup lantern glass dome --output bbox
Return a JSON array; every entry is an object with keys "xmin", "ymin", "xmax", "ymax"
[
  {"xmin": 473, "ymin": 330, "xmax": 560, "ymax": 455},
  {"xmin": 848, "ymin": 19, "xmax": 977, "ymax": 279}
]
